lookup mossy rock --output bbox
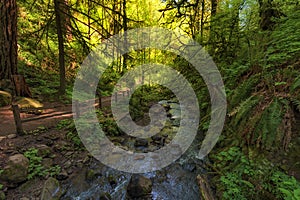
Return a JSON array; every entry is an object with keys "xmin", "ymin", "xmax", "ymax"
[
  {"xmin": 15, "ymin": 97, "xmax": 43, "ymax": 114},
  {"xmin": 41, "ymin": 177, "xmax": 62, "ymax": 200},
  {"xmin": 127, "ymin": 175, "xmax": 152, "ymax": 198},
  {"xmin": 0, "ymin": 90, "xmax": 12, "ymax": 107},
  {"xmin": 0, "ymin": 154, "xmax": 29, "ymax": 183}
]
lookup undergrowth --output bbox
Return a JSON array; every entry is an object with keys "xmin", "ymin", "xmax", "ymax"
[
  {"xmin": 24, "ymin": 148, "xmax": 61, "ymax": 180},
  {"xmin": 212, "ymin": 147, "xmax": 300, "ymax": 200}
]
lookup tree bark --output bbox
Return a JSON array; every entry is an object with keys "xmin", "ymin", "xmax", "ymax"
[
  {"xmin": 0, "ymin": 0, "xmax": 18, "ymax": 80},
  {"xmin": 209, "ymin": 0, "xmax": 218, "ymax": 55},
  {"xmin": 122, "ymin": 0, "xmax": 128, "ymax": 72},
  {"xmin": 200, "ymin": 0, "xmax": 205, "ymax": 43},
  {"xmin": 54, "ymin": 0, "xmax": 66, "ymax": 95},
  {"xmin": 258, "ymin": 0, "xmax": 281, "ymax": 31}
]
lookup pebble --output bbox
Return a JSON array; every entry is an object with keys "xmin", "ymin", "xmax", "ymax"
[
  {"xmin": 134, "ymin": 155, "xmax": 145, "ymax": 160},
  {"xmin": 7, "ymin": 134, "xmax": 17, "ymax": 139},
  {"xmin": 57, "ymin": 170, "xmax": 69, "ymax": 180},
  {"xmin": 64, "ymin": 160, "xmax": 72, "ymax": 169}
]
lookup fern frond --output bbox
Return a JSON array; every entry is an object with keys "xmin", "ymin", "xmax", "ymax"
[
  {"xmin": 231, "ymin": 95, "xmax": 261, "ymax": 128},
  {"xmin": 291, "ymin": 76, "xmax": 300, "ymax": 92},
  {"xmin": 253, "ymin": 99, "xmax": 283, "ymax": 149},
  {"xmin": 230, "ymin": 74, "xmax": 260, "ymax": 109}
]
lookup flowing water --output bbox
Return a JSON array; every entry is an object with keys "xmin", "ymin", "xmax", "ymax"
[{"xmin": 61, "ymin": 101, "xmax": 208, "ymax": 200}]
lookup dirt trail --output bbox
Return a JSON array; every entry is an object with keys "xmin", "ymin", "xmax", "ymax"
[{"xmin": 0, "ymin": 97, "xmax": 112, "ymax": 136}]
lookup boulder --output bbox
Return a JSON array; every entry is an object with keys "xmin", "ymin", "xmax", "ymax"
[
  {"xmin": 0, "ymin": 154, "xmax": 29, "ymax": 183},
  {"xmin": 41, "ymin": 177, "xmax": 62, "ymax": 200},
  {"xmin": 127, "ymin": 175, "xmax": 152, "ymax": 198},
  {"xmin": 0, "ymin": 90, "xmax": 12, "ymax": 107}
]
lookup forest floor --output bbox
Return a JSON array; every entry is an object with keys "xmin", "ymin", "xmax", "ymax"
[
  {"xmin": 0, "ymin": 96, "xmax": 112, "ymax": 136},
  {"xmin": 0, "ymin": 96, "xmax": 114, "ymax": 199}
]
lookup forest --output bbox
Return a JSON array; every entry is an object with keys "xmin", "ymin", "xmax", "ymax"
[{"xmin": 0, "ymin": 0, "xmax": 300, "ymax": 199}]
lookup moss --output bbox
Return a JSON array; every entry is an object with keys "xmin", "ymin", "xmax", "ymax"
[{"xmin": 0, "ymin": 91, "xmax": 12, "ymax": 106}]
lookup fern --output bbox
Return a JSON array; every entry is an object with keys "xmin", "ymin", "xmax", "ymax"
[
  {"xmin": 231, "ymin": 95, "xmax": 261, "ymax": 128},
  {"xmin": 290, "ymin": 76, "xmax": 300, "ymax": 92},
  {"xmin": 230, "ymin": 74, "xmax": 260, "ymax": 109},
  {"xmin": 253, "ymin": 98, "xmax": 283, "ymax": 149},
  {"xmin": 266, "ymin": 9, "xmax": 300, "ymax": 66},
  {"xmin": 290, "ymin": 97, "xmax": 300, "ymax": 112}
]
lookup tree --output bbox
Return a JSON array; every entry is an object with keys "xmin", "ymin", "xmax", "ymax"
[
  {"xmin": 0, "ymin": 0, "xmax": 18, "ymax": 80},
  {"xmin": 258, "ymin": 0, "xmax": 282, "ymax": 31},
  {"xmin": 54, "ymin": 0, "xmax": 66, "ymax": 95},
  {"xmin": 209, "ymin": 0, "xmax": 218, "ymax": 55}
]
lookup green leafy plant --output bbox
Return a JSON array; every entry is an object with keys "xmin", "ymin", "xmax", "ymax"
[
  {"xmin": 24, "ymin": 148, "xmax": 60, "ymax": 179},
  {"xmin": 57, "ymin": 119, "xmax": 84, "ymax": 148},
  {"xmin": 212, "ymin": 147, "xmax": 300, "ymax": 200},
  {"xmin": 0, "ymin": 169, "xmax": 3, "ymax": 190}
]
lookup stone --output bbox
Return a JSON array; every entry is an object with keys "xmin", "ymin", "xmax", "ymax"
[
  {"xmin": 42, "ymin": 158, "xmax": 53, "ymax": 169},
  {"xmin": 19, "ymin": 198, "xmax": 30, "ymax": 200},
  {"xmin": 108, "ymin": 174, "xmax": 117, "ymax": 186},
  {"xmin": 127, "ymin": 175, "xmax": 152, "ymax": 198},
  {"xmin": 99, "ymin": 192, "xmax": 111, "ymax": 200},
  {"xmin": 68, "ymin": 169, "xmax": 90, "ymax": 196},
  {"xmin": 151, "ymin": 135, "xmax": 162, "ymax": 142},
  {"xmin": 56, "ymin": 169, "xmax": 68, "ymax": 180},
  {"xmin": 90, "ymin": 192, "xmax": 111, "ymax": 200},
  {"xmin": 85, "ymin": 169, "xmax": 96, "ymax": 181},
  {"xmin": 36, "ymin": 144, "xmax": 52, "ymax": 158},
  {"xmin": 64, "ymin": 160, "xmax": 72, "ymax": 169},
  {"xmin": 0, "ymin": 154, "xmax": 29, "ymax": 183},
  {"xmin": 0, "ymin": 90, "xmax": 12, "ymax": 107},
  {"xmin": 134, "ymin": 139, "xmax": 148, "ymax": 147},
  {"xmin": 7, "ymin": 134, "xmax": 17, "ymax": 139},
  {"xmin": 41, "ymin": 177, "xmax": 62, "ymax": 200},
  {"xmin": 182, "ymin": 163, "xmax": 196, "ymax": 172},
  {"xmin": 134, "ymin": 155, "xmax": 145, "ymax": 160}
]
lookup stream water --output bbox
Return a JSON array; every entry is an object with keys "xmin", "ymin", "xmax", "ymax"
[{"xmin": 61, "ymin": 101, "xmax": 207, "ymax": 200}]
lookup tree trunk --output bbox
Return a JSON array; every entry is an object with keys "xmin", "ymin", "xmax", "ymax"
[
  {"xmin": 0, "ymin": 0, "xmax": 18, "ymax": 80},
  {"xmin": 54, "ymin": 0, "xmax": 66, "ymax": 95},
  {"xmin": 122, "ymin": 0, "xmax": 128, "ymax": 72},
  {"xmin": 200, "ymin": 0, "xmax": 205, "ymax": 43},
  {"xmin": 258, "ymin": 0, "xmax": 281, "ymax": 30},
  {"xmin": 209, "ymin": 0, "xmax": 218, "ymax": 55}
]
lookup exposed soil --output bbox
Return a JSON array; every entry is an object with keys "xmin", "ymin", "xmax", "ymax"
[{"xmin": 0, "ymin": 97, "xmax": 112, "ymax": 136}]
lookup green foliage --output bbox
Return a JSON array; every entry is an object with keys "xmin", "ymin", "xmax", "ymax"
[
  {"xmin": 270, "ymin": 171, "xmax": 300, "ymax": 199},
  {"xmin": 57, "ymin": 119, "xmax": 84, "ymax": 148},
  {"xmin": 230, "ymin": 74, "xmax": 260, "ymax": 109},
  {"xmin": 129, "ymin": 84, "xmax": 174, "ymax": 121},
  {"xmin": 266, "ymin": 9, "xmax": 300, "ymax": 66},
  {"xmin": 0, "ymin": 170, "xmax": 3, "ymax": 190},
  {"xmin": 24, "ymin": 148, "xmax": 61, "ymax": 180},
  {"xmin": 97, "ymin": 110, "xmax": 121, "ymax": 136},
  {"xmin": 253, "ymin": 99, "xmax": 283, "ymax": 149},
  {"xmin": 291, "ymin": 76, "xmax": 300, "ymax": 92},
  {"xmin": 57, "ymin": 119, "xmax": 74, "ymax": 130},
  {"xmin": 212, "ymin": 147, "xmax": 300, "ymax": 200},
  {"xmin": 27, "ymin": 126, "xmax": 47, "ymax": 136},
  {"xmin": 231, "ymin": 95, "xmax": 261, "ymax": 128}
]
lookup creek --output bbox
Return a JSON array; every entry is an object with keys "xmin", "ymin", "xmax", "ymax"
[{"xmin": 61, "ymin": 101, "xmax": 208, "ymax": 200}]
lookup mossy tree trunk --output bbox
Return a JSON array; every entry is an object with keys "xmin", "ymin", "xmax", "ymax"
[{"xmin": 0, "ymin": 0, "xmax": 18, "ymax": 80}]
